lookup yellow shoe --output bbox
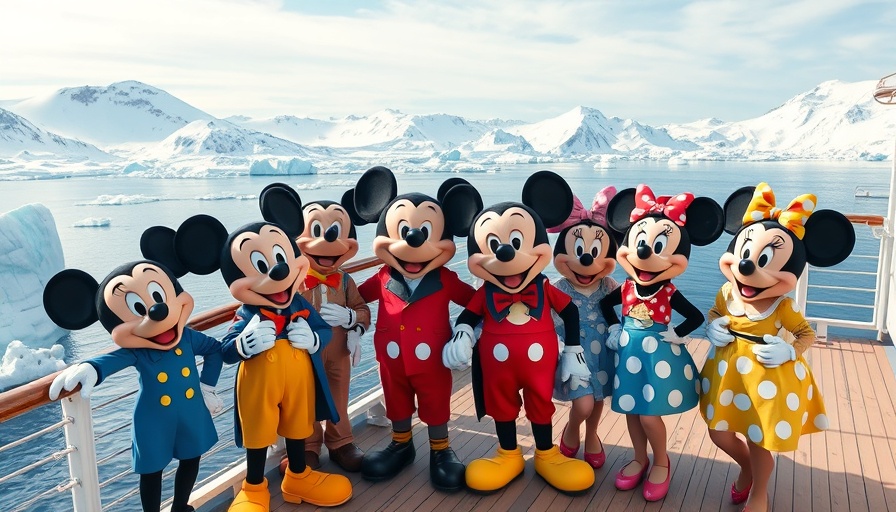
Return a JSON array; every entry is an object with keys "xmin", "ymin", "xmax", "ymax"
[
  {"xmin": 465, "ymin": 447, "xmax": 525, "ymax": 493},
  {"xmin": 281, "ymin": 466, "xmax": 353, "ymax": 507},
  {"xmin": 229, "ymin": 478, "xmax": 270, "ymax": 512},
  {"xmin": 534, "ymin": 445, "xmax": 595, "ymax": 494}
]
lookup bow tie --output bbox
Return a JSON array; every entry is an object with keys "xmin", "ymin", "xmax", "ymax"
[
  {"xmin": 743, "ymin": 182, "xmax": 815, "ymax": 240},
  {"xmin": 629, "ymin": 184, "xmax": 694, "ymax": 226},
  {"xmin": 259, "ymin": 308, "xmax": 309, "ymax": 334},
  {"xmin": 492, "ymin": 287, "xmax": 539, "ymax": 314},
  {"xmin": 304, "ymin": 271, "xmax": 341, "ymax": 290}
]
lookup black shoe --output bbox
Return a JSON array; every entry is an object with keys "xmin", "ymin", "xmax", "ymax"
[
  {"xmin": 430, "ymin": 447, "xmax": 465, "ymax": 492},
  {"xmin": 361, "ymin": 440, "xmax": 415, "ymax": 481}
]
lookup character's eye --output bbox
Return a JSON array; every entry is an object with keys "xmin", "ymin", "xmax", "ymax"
[
  {"xmin": 487, "ymin": 234, "xmax": 501, "ymax": 253},
  {"xmin": 758, "ymin": 246, "xmax": 774, "ymax": 268},
  {"xmin": 329, "ymin": 221, "xmax": 342, "ymax": 238},
  {"xmin": 311, "ymin": 220, "xmax": 324, "ymax": 238},
  {"xmin": 574, "ymin": 238, "xmax": 585, "ymax": 257},
  {"xmin": 420, "ymin": 221, "xmax": 433, "ymax": 240},
  {"xmin": 250, "ymin": 251, "xmax": 269, "ymax": 274},
  {"xmin": 635, "ymin": 232, "xmax": 648, "ymax": 248},
  {"xmin": 509, "ymin": 230, "xmax": 523, "ymax": 250},
  {"xmin": 653, "ymin": 234, "xmax": 668, "ymax": 254},
  {"xmin": 741, "ymin": 245, "xmax": 751, "ymax": 260},
  {"xmin": 125, "ymin": 292, "xmax": 147, "ymax": 316},
  {"xmin": 398, "ymin": 220, "xmax": 411, "ymax": 239},
  {"xmin": 146, "ymin": 282, "xmax": 166, "ymax": 304},
  {"xmin": 590, "ymin": 239, "xmax": 602, "ymax": 258},
  {"xmin": 272, "ymin": 244, "xmax": 288, "ymax": 264}
]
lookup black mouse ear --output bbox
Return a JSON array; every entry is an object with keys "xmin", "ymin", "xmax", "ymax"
[
  {"xmin": 43, "ymin": 269, "xmax": 99, "ymax": 330},
  {"xmin": 140, "ymin": 226, "xmax": 188, "ymax": 277},
  {"xmin": 340, "ymin": 188, "xmax": 367, "ymax": 228},
  {"xmin": 173, "ymin": 215, "xmax": 228, "ymax": 275},
  {"xmin": 354, "ymin": 166, "xmax": 397, "ymax": 223},
  {"xmin": 606, "ymin": 188, "xmax": 637, "ymax": 233},
  {"xmin": 437, "ymin": 177, "xmax": 471, "ymax": 203},
  {"xmin": 521, "ymin": 170, "xmax": 574, "ymax": 228},
  {"xmin": 685, "ymin": 197, "xmax": 725, "ymax": 246},
  {"xmin": 802, "ymin": 210, "xmax": 855, "ymax": 267},
  {"xmin": 724, "ymin": 186, "xmax": 756, "ymax": 234},
  {"xmin": 442, "ymin": 183, "xmax": 483, "ymax": 237},
  {"xmin": 259, "ymin": 183, "xmax": 304, "ymax": 237}
]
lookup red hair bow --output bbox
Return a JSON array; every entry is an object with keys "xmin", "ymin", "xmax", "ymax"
[{"xmin": 629, "ymin": 184, "xmax": 694, "ymax": 226}]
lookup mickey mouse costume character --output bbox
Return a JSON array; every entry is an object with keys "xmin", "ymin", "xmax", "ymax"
[
  {"xmin": 44, "ymin": 226, "xmax": 225, "ymax": 512},
  {"xmin": 443, "ymin": 170, "xmax": 595, "ymax": 494},
  {"xmin": 548, "ymin": 186, "xmax": 621, "ymax": 470},
  {"xmin": 165, "ymin": 183, "xmax": 351, "ymax": 511},
  {"xmin": 700, "ymin": 183, "xmax": 854, "ymax": 512},
  {"xmin": 599, "ymin": 184, "xmax": 723, "ymax": 501},
  {"xmin": 352, "ymin": 166, "xmax": 481, "ymax": 491}
]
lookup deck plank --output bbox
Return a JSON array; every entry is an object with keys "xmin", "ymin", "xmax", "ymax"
[{"xmin": 245, "ymin": 336, "xmax": 896, "ymax": 512}]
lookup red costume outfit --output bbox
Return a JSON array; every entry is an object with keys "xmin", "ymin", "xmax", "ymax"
[
  {"xmin": 468, "ymin": 275, "xmax": 571, "ymax": 424},
  {"xmin": 359, "ymin": 265, "xmax": 474, "ymax": 425},
  {"xmin": 621, "ymin": 280, "xmax": 676, "ymax": 324}
]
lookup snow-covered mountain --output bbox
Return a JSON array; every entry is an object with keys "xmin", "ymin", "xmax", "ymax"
[
  {"xmin": 147, "ymin": 119, "xmax": 311, "ymax": 158},
  {"xmin": 0, "ymin": 107, "xmax": 112, "ymax": 160}
]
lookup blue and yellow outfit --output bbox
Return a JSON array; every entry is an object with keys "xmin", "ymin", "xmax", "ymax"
[
  {"xmin": 86, "ymin": 328, "xmax": 223, "ymax": 474},
  {"xmin": 222, "ymin": 295, "xmax": 336, "ymax": 449}
]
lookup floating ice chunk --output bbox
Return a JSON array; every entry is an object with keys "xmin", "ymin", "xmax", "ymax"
[
  {"xmin": 0, "ymin": 341, "xmax": 67, "ymax": 391},
  {"xmin": 73, "ymin": 217, "xmax": 112, "ymax": 227}
]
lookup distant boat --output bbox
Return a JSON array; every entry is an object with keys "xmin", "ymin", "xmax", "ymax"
[{"xmin": 855, "ymin": 186, "xmax": 889, "ymax": 198}]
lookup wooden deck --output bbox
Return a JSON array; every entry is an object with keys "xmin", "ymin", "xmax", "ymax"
[{"xmin": 258, "ymin": 337, "xmax": 896, "ymax": 512}]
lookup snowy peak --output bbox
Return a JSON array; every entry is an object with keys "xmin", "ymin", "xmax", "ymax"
[
  {"xmin": 148, "ymin": 119, "xmax": 310, "ymax": 158},
  {"xmin": 0, "ymin": 107, "xmax": 111, "ymax": 160}
]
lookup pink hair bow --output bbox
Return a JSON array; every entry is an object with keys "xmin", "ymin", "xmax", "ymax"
[
  {"xmin": 547, "ymin": 186, "xmax": 617, "ymax": 233},
  {"xmin": 629, "ymin": 184, "xmax": 694, "ymax": 226}
]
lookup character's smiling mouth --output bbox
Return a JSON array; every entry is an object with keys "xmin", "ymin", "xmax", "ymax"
[
  {"xmin": 151, "ymin": 327, "xmax": 178, "ymax": 345},
  {"xmin": 572, "ymin": 271, "xmax": 597, "ymax": 285},
  {"xmin": 493, "ymin": 264, "xmax": 535, "ymax": 290},
  {"xmin": 631, "ymin": 265, "xmax": 666, "ymax": 282},
  {"xmin": 396, "ymin": 257, "xmax": 433, "ymax": 274},
  {"xmin": 262, "ymin": 289, "xmax": 291, "ymax": 306},
  {"xmin": 308, "ymin": 254, "xmax": 342, "ymax": 268},
  {"xmin": 735, "ymin": 279, "xmax": 769, "ymax": 299}
]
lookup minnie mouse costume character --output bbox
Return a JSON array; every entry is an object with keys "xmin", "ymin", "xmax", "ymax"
[
  {"xmin": 353, "ymin": 166, "xmax": 482, "ymax": 491},
  {"xmin": 548, "ymin": 186, "xmax": 621, "ymax": 470},
  {"xmin": 167, "ymin": 183, "xmax": 351, "ymax": 511},
  {"xmin": 44, "ymin": 226, "xmax": 225, "ymax": 512},
  {"xmin": 700, "ymin": 183, "xmax": 854, "ymax": 512},
  {"xmin": 599, "ymin": 184, "xmax": 723, "ymax": 501},
  {"xmin": 443, "ymin": 170, "xmax": 595, "ymax": 494}
]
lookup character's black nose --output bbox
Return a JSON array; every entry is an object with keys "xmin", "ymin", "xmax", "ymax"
[
  {"xmin": 405, "ymin": 228, "xmax": 426, "ymax": 248},
  {"xmin": 739, "ymin": 259, "xmax": 756, "ymax": 276},
  {"xmin": 148, "ymin": 303, "xmax": 168, "ymax": 321},
  {"xmin": 495, "ymin": 244, "xmax": 516, "ymax": 262},
  {"xmin": 269, "ymin": 262, "xmax": 291, "ymax": 281},
  {"xmin": 324, "ymin": 225, "xmax": 339, "ymax": 242},
  {"xmin": 579, "ymin": 253, "xmax": 594, "ymax": 266},
  {"xmin": 636, "ymin": 244, "xmax": 652, "ymax": 260}
]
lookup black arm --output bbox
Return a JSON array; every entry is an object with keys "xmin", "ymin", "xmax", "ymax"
[
  {"xmin": 599, "ymin": 286, "xmax": 622, "ymax": 326},
  {"xmin": 669, "ymin": 290, "xmax": 704, "ymax": 337},
  {"xmin": 557, "ymin": 302, "xmax": 580, "ymax": 346},
  {"xmin": 456, "ymin": 309, "xmax": 483, "ymax": 328}
]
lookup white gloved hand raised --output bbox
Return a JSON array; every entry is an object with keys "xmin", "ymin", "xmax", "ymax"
[
  {"xmin": 560, "ymin": 345, "xmax": 590, "ymax": 383},
  {"xmin": 235, "ymin": 315, "xmax": 276, "ymax": 358},
  {"xmin": 442, "ymin": 324, "xmax": 475, "ymax": 370},
  {"xmin": 752, "ymin": 335, "xmax": 797, "ymax": 368},
  {"xmin": 200, "ymin": 383, "xmax": 224, "ymax": 415},
  {"xmin": 605, "ymin": 324, "xmax": 622, "ymax": 351},
  {"xmin": 319, "ymin": 303, "xmax": 356, "ymax": 329},
  {"xmin": 287, "ymin": 316, "xmax": 321, "ymax": 354},
  {"xmin": 660, "ymin": 325, "xmax": 690, "ymax": 345},
  {"xmin": 347, "ymin": 327, "xmax": 363, "ymax": 367},
  {"xmin": 49, "ymin": 363, "xmax": 99, "ymax": 400},
  {"xmin": 705, "ymin": 316, "xmax": 735, "ymax": 348}
]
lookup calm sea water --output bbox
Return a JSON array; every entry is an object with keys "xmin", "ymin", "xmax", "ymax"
[{"xmin": 0, "ymin": 160, "xmax": 891, "ymax": 511}]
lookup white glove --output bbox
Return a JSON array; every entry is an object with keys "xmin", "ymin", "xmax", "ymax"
[
  {"xmin": 287, "ymin": 316, "xmax": 321, "ymax": 354},
  {"xmin": 235, "ymin": 315, "xmax": 277, "ymax": 358},
  {"xmin": 605, "ymin": 324, "xmax": 622, "ymax": 351},
  {"xmin": 752, "ymin": 334, "xmax": 797, "ymax": 368},
  {"xmin": 200, "ymin": 383, "xmax": 224, "ymax": 415},
  {"xmin": 347, "ymin": 327, "xmax": 363, "ymax": 367},
  {"xmin": 442, "ymin": 324, "xmax": 475, "ymax": 370},
  {"xmin": 560, "ymin": 345, "xmax": 590, "ymax": 383},
  {"xmin": 705, "ymin": 316, "xmax": 735, "ymax": 348},
  {"xmin": 319, "ymin": 303, "xmax": 356, "ymax": 329},
  {"xmin": 49, "ymin": 363, "xmax": 99, "ymax": 400},
  {"xmin": 660, "ymin": 326, "xmax": 690, "ymax": 345}
]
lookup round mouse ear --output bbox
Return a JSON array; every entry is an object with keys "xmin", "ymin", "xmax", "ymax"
[
  {"xmin": 685, "ymin": 197, "xmax": 724, "ymax": 246},
  {"xmin": 354, "ymin": 166, "xmax": 397, "ymax": 223},
  {"xmin": 442, "ymin": 183, "xmax": 484, "ymax": 237},
  {"xmin": 437, "ymin": 177, "xmax": 471, "ymax": 203},
  {"xmin": 521, "ymin": 170, "xmax": 574, "ymax": 228},
  {"xmin": 340, "ymin": 188, "xmax": 367, "ymax": 228},
  {"xmin": 724, "ymin": 186, "xmax": 756, "ymax": 234},
  {"xmin": 605, "ymin": 188, "xmax": 637, "ymax": 233},
  {"xmin": 802, "ymin": 210, "xmax": 855, "ymax": 267},
  {"xmin": 174, "ymin": 215, "xmax": 229, "ymax": 275},
  {"xmin": 140, "ymin": 226, "xmax": 188, "ymax": 277},
  {"xmin": 259, "ymin": 183, "xmax": 304, "ymax": 237},
  {"xmin": 43, "ymin": 269, "xmax": 100, "ymax": 330}
]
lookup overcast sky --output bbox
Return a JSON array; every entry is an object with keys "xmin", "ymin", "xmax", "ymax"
[{"xmin": 2, "ymin": 0, "xmax": 894, "ymax": 124}]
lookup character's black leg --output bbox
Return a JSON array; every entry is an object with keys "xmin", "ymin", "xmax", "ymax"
[
  {"xmin": 284, "ymin": 438, "xmax": 307, "ymax": 474},
  {"xmin": 170, "ymin": 456, "xmax": 200, "ymax": 512},
  {"xmin": 246, "ymin": 447, "xmax": 268, "ymax": 485},
  {"xmin": 139, "ymin": 470, "xmax": 162, "ymax": 512},
  {"xmin": 532, "ymin": 422, "xmax": 554, "ymax": 451},
  {"xmin": 496, "ymin": 420, "xmax": 518, "ymax": 450}
]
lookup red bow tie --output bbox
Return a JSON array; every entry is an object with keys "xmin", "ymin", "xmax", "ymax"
[
  {"xmin": 304, "ymin": 272, "xmax": 341, "ymax": 290},
  {"xmin": 259, "ymin": 308, "xmax": 309, "ymax": 333},
  {"xmin": 492, "ymin": 287, "xmax": 539, "ymax": 313}
]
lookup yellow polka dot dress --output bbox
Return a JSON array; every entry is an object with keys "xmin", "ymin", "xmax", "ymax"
[{"xmin": 699, "ymin": 283, "xmax": 827, "ymax": 452}]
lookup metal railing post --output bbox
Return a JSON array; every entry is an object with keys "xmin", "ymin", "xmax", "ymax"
[{"xmin": 60, "ymin": 394, "xmax": 102, "ymax": 512}]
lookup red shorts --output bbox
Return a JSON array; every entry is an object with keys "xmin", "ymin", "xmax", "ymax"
[{"xmin": 379, "ymin": 360, "xmax": 452, "ymax": 426}]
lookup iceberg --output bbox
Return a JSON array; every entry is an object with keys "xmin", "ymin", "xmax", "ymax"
[
  {"xmin": 0, "ymin": 340, "xmax": 66, "ymax": 391},
  {"xmin": 73, "ymin": 217, "xmax": 112, "ymax": 227},
  {"xmin": 249, "ymin": 157, "xmax": 315, "ymax": 176}
]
